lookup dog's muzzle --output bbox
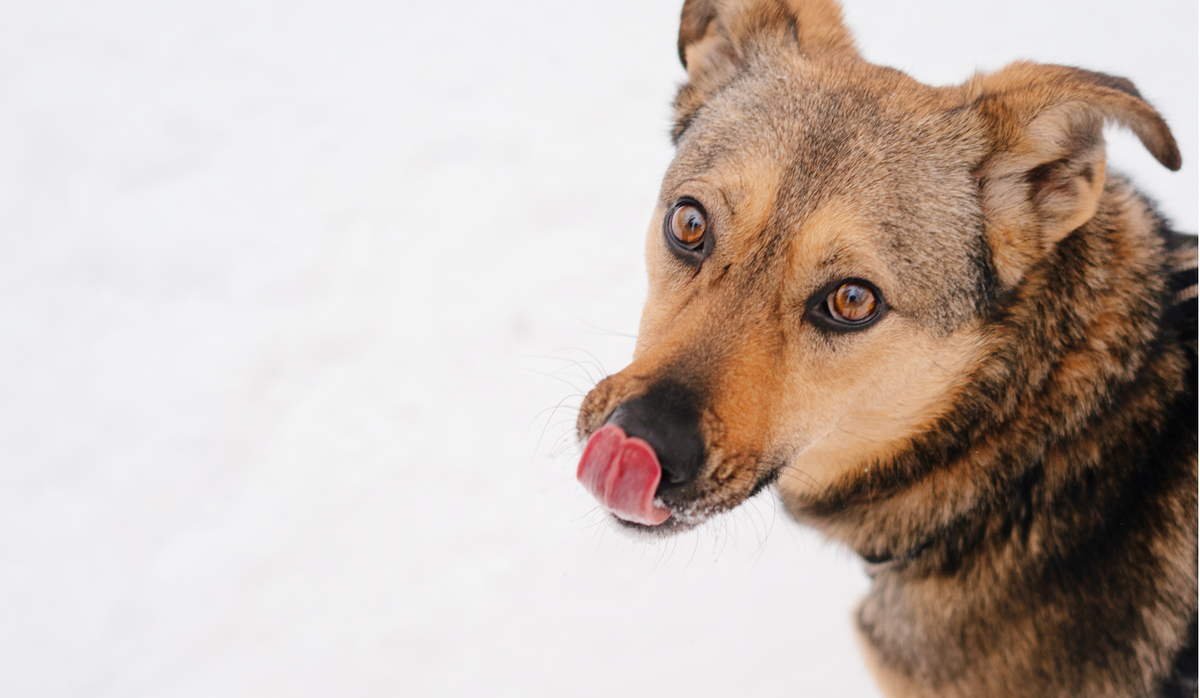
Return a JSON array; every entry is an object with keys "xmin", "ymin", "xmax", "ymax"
[{"xmin": 576, "ymin": 381, "xmax": 707, "ymax": 526}]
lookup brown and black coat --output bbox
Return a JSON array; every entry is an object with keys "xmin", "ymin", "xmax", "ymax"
[{"xmin": 575, "ymin": 1, "xmax": 1197, "ymax": 695}]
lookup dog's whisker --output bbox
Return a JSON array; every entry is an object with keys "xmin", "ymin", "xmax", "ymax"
[
  {"xmin": 527, "ymin": 397, "xmax": 583, "ymax": 432},
  {"xmin": 529, "ymin": 354, "xmax": 609, "ymax": 385},
  {"xmin": 547, "ymin": 346, "xmax": 612, "ymax": 382},
  {"xmin": 518, "ymin": 365, "xmax": 595, "ymax": 395},
  {"xmin": 684, "ymin": 529, "xmax": 702, "ymax": 570},
  {"xmin": 565, "ymin": 309, "xmax": 637, "ymax": 341},
  {"xmin": 530, "ymin": 395, "xmax": 587, "ymax": 463},
  {"xmin": 544, "ymin": 362, "xmax": 602, "ymax": 385}
]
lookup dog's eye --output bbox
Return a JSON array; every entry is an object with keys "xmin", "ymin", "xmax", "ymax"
[
  {"xmin": 668, "ymin": 203, "xmax": 707, "ymax": 249},
  {"xmin": 827, "ymin": 282, "xmax": 879, "ymax": 324}
]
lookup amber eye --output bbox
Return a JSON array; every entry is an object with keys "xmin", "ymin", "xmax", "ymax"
[
  {"xmin": 668, "ymin": 203, "xmax": 707, "ymax": 249},
  {"xmin": 827, "ymin": 282, "xmax": 879, "ymax": 324}
]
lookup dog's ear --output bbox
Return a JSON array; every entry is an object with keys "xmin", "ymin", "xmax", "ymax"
[
  {"xmin": 674, "ymin": 0, "xmax": 858, "ymax": 141},
  {"xmin": 968, "ymin": 62, "xmax": 1181, "ymax": 286}
]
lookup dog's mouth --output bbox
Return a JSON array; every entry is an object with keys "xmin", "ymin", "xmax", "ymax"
[{"xmin": 576, "ymin": 423, "xmax": 779, "ymax": 533}]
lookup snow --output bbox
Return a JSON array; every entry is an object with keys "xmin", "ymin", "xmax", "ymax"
[{"xmin": 0, "ymin": 1, "xmax": 1193, "ymax": 696}]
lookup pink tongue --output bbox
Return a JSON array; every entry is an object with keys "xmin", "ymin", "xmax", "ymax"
[{"xmin": 577, "ymin": 424, "xmax": 671, "ymax": 526}]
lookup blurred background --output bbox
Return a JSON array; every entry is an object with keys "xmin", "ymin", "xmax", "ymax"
[{"xmin": 0, "ymin": 1, "xmax": 1194, "ymax": 696}]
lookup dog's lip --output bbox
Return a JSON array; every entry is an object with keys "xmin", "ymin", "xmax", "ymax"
[{"xmin": 577, "ymin": 424, "xmax": 673, "ymax": 526}]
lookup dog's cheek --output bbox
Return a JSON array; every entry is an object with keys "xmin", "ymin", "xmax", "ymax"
[{"xmin": 774, "ymin": 320, "xmax": 988, "ymax": 496}]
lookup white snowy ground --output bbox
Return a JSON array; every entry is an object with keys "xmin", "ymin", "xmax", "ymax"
[{"xmin": 0, "ymin": 1, "xmax": 1193, "ymax": 696}]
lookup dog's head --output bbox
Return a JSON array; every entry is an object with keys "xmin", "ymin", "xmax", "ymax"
[{"xmin": 576, "ymin": 0, "xmax": 1180, "ymax": 534}]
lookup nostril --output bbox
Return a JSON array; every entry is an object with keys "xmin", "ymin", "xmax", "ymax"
[{"xmin": 606, "ymin": 381, "xmax": 706, "ymax": 492}]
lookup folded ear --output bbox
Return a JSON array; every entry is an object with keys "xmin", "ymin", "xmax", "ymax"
[
  {"xmin": 968, "ymin": 62, "xmax": 1181, "ymax": 286},
  {"xmin": 674, "ymin": 0, "xmax": 858, "ymax": 140}
]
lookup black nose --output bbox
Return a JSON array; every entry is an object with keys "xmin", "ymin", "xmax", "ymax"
[{"xmin": 607, "ymin": 380, "xmax": 706, "ymax": 492}]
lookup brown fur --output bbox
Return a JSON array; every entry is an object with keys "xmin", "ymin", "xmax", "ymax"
[{"xmin": 576, "ymin": 1, "xmax": 1197, "ymax": 696}]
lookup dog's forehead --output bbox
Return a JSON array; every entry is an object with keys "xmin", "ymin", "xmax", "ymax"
[
  {"xmin": 662, "ymin": 60, "xmax": 990, "ymax": 332},
  {"xmin": 666, "ymin": 61, "xmax": 948, "ymax": 196}
]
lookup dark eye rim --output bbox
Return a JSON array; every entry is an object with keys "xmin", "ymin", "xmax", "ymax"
[
  {"xmin": 804, "ymin": 278, "xmax": 888, "ymax": 332},
  {"xmin": 662, "ymin": 198, "xmax": 714, "ymax": 263}
]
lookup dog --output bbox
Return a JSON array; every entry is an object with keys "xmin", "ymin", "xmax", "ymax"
[{"xmin": 573, "ymin": 1, "xmax": 1197, "ymax": 696}]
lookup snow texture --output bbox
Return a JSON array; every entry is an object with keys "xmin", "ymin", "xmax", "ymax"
[{"xmin": 0, "ymin": 1, "xmax": 1194, "ymax": 696}]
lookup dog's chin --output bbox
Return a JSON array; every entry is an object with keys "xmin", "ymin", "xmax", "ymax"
[
  {"xmin": 608, "ymin": 511, "xmax": 702, "ymax": 539},
  {"xmin": 599, "ymin": 467, "xmax": 783, "ymax": 540},
  {"xmin": 606, "ymin": 489, "xmax": 767, "ymax": 539}
]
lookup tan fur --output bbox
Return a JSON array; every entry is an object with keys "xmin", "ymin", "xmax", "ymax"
[{"xmin": 577, "ymin": 1, "xmax": 1196, "ymax": 695}]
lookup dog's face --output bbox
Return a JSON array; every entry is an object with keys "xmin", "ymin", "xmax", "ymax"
[{"xmin": 576, "ymin": 0, "xmax": 1179, "ymax": 534}]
